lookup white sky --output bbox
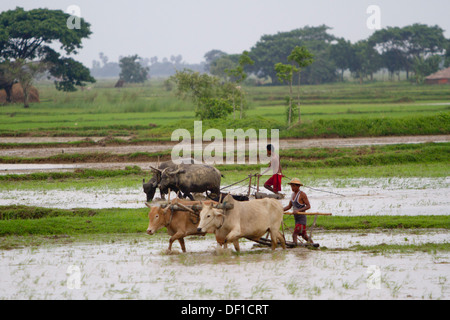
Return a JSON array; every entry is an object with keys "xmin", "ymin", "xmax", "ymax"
[{"xmin": 2, "ymin": 0, "xmax": 450, "ymax": 67}]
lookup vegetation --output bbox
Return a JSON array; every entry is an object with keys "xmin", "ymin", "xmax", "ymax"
[
  {"xmin": 0, "ymin": 142, "xmax": 448, "ymax": 169},
  {"xmin": 0, "ymin": 205, "xmax": 447, "ymax": 238},
  {"xmin": 0, "ymin": 80, "xmax": 449, "ymax": 137},
  {"xmin": 0, "ymin": 7, "xmax": 95, "ymax": 99},
  {"xmin": 118, "ymin": 55, "xmax": 149, "ymax": 83}
]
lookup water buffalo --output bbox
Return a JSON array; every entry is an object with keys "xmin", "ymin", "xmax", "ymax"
[
  {"xmin": 143, "ymin": 158, "xmax": 198, "ymax": 202},
  {"xmin": 143, "ymin": 161, "xmax": 177, "ymax": 202},
  {"xmin": 197, "ymin": 194, "xmax": 286, "ymax": 252},
  {"xmin": 207, "ymin": 192, "xmax": 249, "ymax": 202},
  {"xmin": 159, "ymin": 164, "xmax": 222, "ymax": 201},
  {"xmin": 145, "ymin": 199, "xmax": 217, "ymax": 252}
]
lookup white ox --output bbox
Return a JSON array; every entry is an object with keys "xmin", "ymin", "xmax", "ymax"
[{"xmin": 197, "ymin": 194, "xmax": 286, "ymax": 252}]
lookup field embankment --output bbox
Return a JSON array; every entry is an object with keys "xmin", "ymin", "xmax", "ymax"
[{"xmin": 1, "ymin": 80, "xmax": 449, "ymax": 139}]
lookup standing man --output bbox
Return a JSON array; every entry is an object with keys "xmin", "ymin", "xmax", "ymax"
[
  {"xmin": 283, "ymin": 178, "xmax": 313, "ymax": 246},
  {"xmin": 261, "ymin": 144, "xmax": 282, "ymax": 194}
]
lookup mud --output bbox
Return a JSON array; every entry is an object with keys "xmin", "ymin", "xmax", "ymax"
[
  {"xmin": 1, "ymin": 135, "xmax": 448, "ymax": 159},
  {"xmin": 0, "ymin": 232, "xmax": 448, "ymax": 300},
  {"xmin": 0, "ymin": 177, "xmax": 448, "ymax": 216}
]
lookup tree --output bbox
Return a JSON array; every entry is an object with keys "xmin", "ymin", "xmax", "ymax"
[
  {"xmin": 119, "ymin": 55, "xmax": 149, "ymax": 83},
  {"xmin": 369, "ymin": 24, "xmax": 447, "ymax": 79},
  {"xmin": 288, "ymin": 46, "xmax": 314, "ymax": 123},
  {"xmin": 413, "ymin": 55, "xmax": 441, "ymax": 84},
  {"xmin": 330, "ymin": 38, "xmax": 353, "ymax": 81},
  {"xmin": 209, "ymin": 54, "xmax": 239, "ymax": 79},
  {"xmin": 348, "ymin": 40, "xmax": 381, "ymax": 84},
  {"xmin": 249, "ymin": 25, "xmax": 336, "ymax": 84},
  {"xmin": 224, "ymin": 51, "xmax": 254, "ymax": 119},
  {"xmin": 0, "ymin": 7, "xmax": 95, "ymax": 98},
  {"xmin": 169, "ymin": 69, "xmax": 234, "ymax": 120},
  {"xmin": 203, "ymin": 49, "xmax": 228, "ymax": 73},
  {"xmin": 4, "ymin": 59, "xmax": 48, "ymax": 108},
  {"xmin": 444, "ymin": 40, "xmax": 450, "ymax": 68},
  {"xmin": 381, "ymin": 49, "xmax": 406, "ymax": 81},
  {"xmin": 91, "ymin": 52, "xmax": 120, "ymax": 78},
  {"xmin": 274, "ymin": 62, "xmax": 298, "ymax": 126}
]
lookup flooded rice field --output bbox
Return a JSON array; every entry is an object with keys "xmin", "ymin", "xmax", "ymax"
[
  {"xmin": 1, "ymin": 139, "xmax": 448, "ymax": 300},
  {"xmin": 0, "ymin": 231, "xmax": 448, "ymax": 300},
  {"xmin": 1, "ymin": 177, "xmax": 448, "ymax": 216}
]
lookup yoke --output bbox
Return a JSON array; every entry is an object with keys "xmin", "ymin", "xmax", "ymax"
[{"xmin": 159, "ymin": 202, "xmax": 234, "ymax": 215}]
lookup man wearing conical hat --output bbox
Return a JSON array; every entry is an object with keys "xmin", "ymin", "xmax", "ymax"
[{"xmin": 283, "ymin": 178, "xmax": 313, "ymax": 246}]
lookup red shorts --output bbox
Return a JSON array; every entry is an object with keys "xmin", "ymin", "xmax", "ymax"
[
  {"xmin": 265, "ymin": 174, "xmax": 282, "ymax": 193},
  {"xmin": 294, "ymin": 224, "xmax": 307, "ymax": 236}
]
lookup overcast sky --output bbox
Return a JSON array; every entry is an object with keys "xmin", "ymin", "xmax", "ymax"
[{"xmin": 2, "ymin": 0, "xmax": 450, "ymax": 67}]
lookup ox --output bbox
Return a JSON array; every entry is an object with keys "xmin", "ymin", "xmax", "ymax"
[
  {"xmin": 197, "ymin": 195, "xmax": 286, "ymax": 252},
  {"xmin": 145, "ymin": 199, "xmax": 217, "ymax": 252}
]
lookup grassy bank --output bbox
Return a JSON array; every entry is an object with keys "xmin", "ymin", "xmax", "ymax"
[
  {"xmin": 1, "ymin": 113, "xmax": 448, "ymax": 139},
  {"xmin": 0, "ymin": 205, "xmax": 448, "ymax": 239},
  {"xmin": 1, "ymin": 142, "xmax": 448, "ymax": 167}
]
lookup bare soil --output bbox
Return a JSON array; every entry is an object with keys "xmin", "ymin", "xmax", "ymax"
[{"xmin": 1, "ymin": 135, "xmax": 449, "ymax": 159}]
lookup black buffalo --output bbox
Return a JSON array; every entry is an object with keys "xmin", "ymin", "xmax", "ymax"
[
  {"xmin": 143, "ymin": 161, "xmax": 177, "ymax": 202},
  {"xmin": 159, "ymin": 163, "xmax": 222, "ymax": 201}
]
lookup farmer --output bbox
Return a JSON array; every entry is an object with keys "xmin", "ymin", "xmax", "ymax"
[
  {"xmin": 260, "ymin": 144, "xmax": 283, "ymax": 194},
  {"xmin": 283, "ymin": 178, "xmax": 313, "ymax": 246}
]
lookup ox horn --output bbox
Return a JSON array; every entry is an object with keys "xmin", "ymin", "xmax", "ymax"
[
  {"xmin": 145, "ymin": 202, "xmax": 152, "ymax": 208},
  {"xmin": 149, "ymin": 165, "xmax": 162, "ymax": 173},
  {"xmin": 167, "ymin": 164, "xmax": 185, "ymax": 176}
]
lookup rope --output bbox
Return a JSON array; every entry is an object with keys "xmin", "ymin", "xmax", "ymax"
[
  {"xmin": 282, "ymin": 174, "xmax": 345, "ymax": 197},
  {"xmin": 220, "ymin": 173, "xmax": 257, "ymax": 191}
]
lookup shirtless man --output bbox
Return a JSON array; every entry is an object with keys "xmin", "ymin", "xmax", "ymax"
[{"xmin": 283, "ymin": 178, "xmax": 313, "ymax": 245}]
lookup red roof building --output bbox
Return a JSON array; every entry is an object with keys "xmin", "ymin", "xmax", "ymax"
[{"xmin": 425, "ymin": 67, "xmax": 450, "ymax": 84}]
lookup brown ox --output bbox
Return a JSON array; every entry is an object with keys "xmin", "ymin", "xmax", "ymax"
[
  {"xmin": 146, "ymin": 199, "xmax": 217, "ymax": 252},
  {"xmin": 197, "ymin": 195, "xmax": 286, "ymax": 252}
]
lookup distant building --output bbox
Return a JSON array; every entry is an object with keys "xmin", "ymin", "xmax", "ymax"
[{"xmin": 425, "ymin": 67, "xmax": 450, "ymax": 84}]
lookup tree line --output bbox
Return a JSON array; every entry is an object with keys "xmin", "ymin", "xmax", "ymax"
[
  {"xmin": 1, "ymin": 6, "xmax": 449, "ymax": 112},
  {"xmin": 206, "ymin": 24, "xmax": 450, "ymax": 85},
  {"xmin": 93, "ymin": 23, "xmax": 450, "ymax": 85}
]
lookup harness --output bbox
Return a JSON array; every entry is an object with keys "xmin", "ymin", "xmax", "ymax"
[
  {"xmin": 163, "ymin": 205, "xmax": 175, "ymax": 228},
  {"xmin": 162, "ymin": 204, "xmax": 205, "ymax": 227}
]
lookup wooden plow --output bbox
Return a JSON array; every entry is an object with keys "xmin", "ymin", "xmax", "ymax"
[{"xmin": 253, "ymin": 212, "xmax": 333, "ymax": 249}]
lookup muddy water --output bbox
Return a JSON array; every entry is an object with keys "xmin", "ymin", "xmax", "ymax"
[
  {"xmin": 1, "ymin": 177, "xmax": 448, "ymax": 216},
  {"xmin": 0, "ymin": 232, "xmax": 448, "ymax": 300}
]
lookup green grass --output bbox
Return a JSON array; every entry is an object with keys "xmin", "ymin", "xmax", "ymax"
[
  {"xmin": 1, "ymin": 79, "xmax": 449, "ymax": 138},
  {"xmin": 0, "ymin": 205, "xmax": 448, "ymax": 239},
  {"xmin": 289, "ymin": 215, "xmax": 450, "ymax": 230},
  {"xmin": 0, "ymin": 206, "xmax": 148, "ymax": 236},
  {"xmin": 246, "ymin": 81, "xmax": 450, "ymax": 105},
  {"xmin": 1, "ymin": 142, "xmax": 448, "ymax": 167},
  {"xmin": 347, "ymin": 242, "xmax": 450, "ymax": 253}
]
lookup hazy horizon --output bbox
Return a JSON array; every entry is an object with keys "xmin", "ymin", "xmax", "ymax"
[{"xmin": 2, "ymin": 0, "xmax": 450, "ymax": 67}]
